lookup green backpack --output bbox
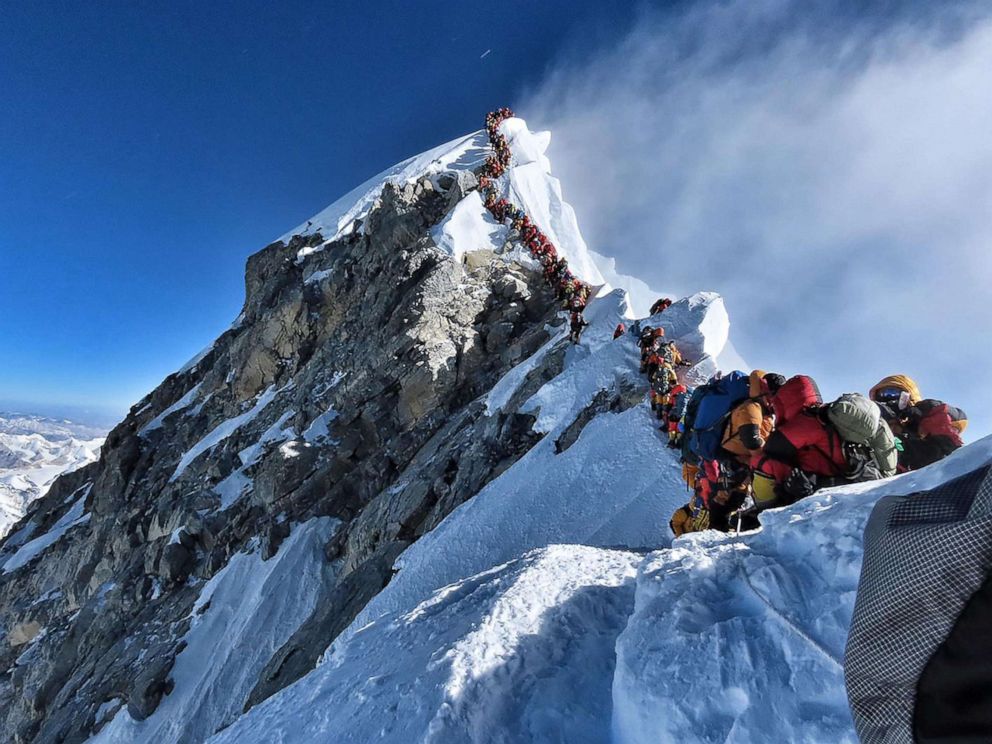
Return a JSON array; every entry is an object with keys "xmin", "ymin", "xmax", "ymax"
[{"xmin": 827, "ymin": 393, "xmax": 898, "ymax": 478}]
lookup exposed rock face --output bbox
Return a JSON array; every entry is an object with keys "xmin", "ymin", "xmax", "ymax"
[{"xmin": 0, "ymin": 170, "xmax": 571, "ymax": 742}]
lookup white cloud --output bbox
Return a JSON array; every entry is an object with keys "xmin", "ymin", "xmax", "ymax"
[{"xmin": 521, "ymin": 0, "xmax": 992, "ymax": 437}]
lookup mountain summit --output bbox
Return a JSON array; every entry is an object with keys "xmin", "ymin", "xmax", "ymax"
[{"xmin": 1, "ymin": 114, "xmax": 986, "ymax": 744}]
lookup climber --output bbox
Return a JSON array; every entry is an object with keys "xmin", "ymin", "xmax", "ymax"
[
  {"xmin": 650, "ymin": 364, "xmax": 678, "ymax": 418},
  {"xmin": 670, "ymin": 458, "xmax": 752, "ymax": 536},
  {"xmin": 644, "ymin": 350, "xmax": 663, "ymax": 381},
  {"xmin": 613, "ymin": 323, "xmax": 626, "ymax": 340},
  {"xmin": 704, "ymin": 459, "xmax": 752, "ymax": 532},
  {"xmin": 649, "ymin": 297, "xmax": 673, "ymax": 315},
  {"xmin": 657, "ymin": 336, "xmax": 683, "ymax": 369},
  {"xmin": 638, "ymin": 326, "xmax": 656, "ymax": 370},
  {"xmin": 869, "ymin": 376, "xmax": 967, "ymax": 471},
  {"xmin": 665, "ymin": 383, "xmax": 691, "ymax": 449},
  {"xmin": 572, "ymin": 280, "xmax": 590, "ymax": 308},
  {"xmin": 720, "ymin": 371, "xmax": 786, "ymax": 465},
  {"xmin": 748, "ymin": 375, "xmax": 828, "ymax": 509},
  {"xmin": 640, "ymin": 328, "xmax": 671, "ymax": 373},
  {"xmin": 826, "ymin": 392, "xmax": 899, "ymax": 479},
  {"xmin": 670, "ymin": 489, "xmax": 709, "ymax": 537},
  {"xmin": 542, "ymin": 256, "xmax": 557, "ymax": 281},
  {"xmin": 683, "ymin": 370, "xmax": 752, "ymax": 464},
  {"xmin": 569, "ymin": 311, "xmax": 589, "ymax": 344}
]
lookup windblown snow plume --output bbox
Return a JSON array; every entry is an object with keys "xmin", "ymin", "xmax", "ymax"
[{"xmin": 521, "ymin": 0, "xmax": 992, "ymax": 435}]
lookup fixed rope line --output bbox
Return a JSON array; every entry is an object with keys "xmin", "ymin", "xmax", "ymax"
[{"xmin": 734, "ymin": 550, "xmax": 845, "ymax": 671}]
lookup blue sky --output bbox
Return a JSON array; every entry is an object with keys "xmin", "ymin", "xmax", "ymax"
[{"xmin": 2, "ymin": 0, "xmax": 990, "ymax": 436}]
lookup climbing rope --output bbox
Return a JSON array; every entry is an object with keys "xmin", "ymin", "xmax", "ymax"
[
  {"xmin": 734, "ymin": 550, "xmax": 845, "ymax": 671},
  {"xmin": 479, "ymin": 108, "xmax": 593, "ymax": 316}
]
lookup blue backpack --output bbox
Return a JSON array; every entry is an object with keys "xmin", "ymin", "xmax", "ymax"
[{"xmin": 687, "ymin": 371, "xmax": 751, "ymax": 461}]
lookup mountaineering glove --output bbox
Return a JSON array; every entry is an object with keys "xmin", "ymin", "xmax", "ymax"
[{"xmin": 784, "ymin": 468, "xmax": 817, "ymax": 500}]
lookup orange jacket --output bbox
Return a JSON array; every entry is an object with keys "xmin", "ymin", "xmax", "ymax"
[{"xmin": 721, "ymin": 371, "xmax": 774, "ymax": 463}]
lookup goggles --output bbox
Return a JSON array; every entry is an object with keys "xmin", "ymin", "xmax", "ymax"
[
  {"xmin": 872, "ymin": 387, "xmax": 910, "ymax": 411},
  {"xmin": 872, "ymin": 387, "xmax": 904, "ymax": 402}
]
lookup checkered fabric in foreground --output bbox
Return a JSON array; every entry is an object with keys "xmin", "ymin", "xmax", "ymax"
[{"xmin": 844, "ymin": 465, "xmax": 992, "ymax": 743}]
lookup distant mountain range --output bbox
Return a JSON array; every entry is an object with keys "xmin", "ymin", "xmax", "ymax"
[{"xmin": 0, "ymin": 412, "xmax": 106, "ymax": 537}]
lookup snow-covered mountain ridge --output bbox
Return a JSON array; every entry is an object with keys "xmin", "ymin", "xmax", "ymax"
[{"xmin": 0, "ymin": 115, "xmax": 985, "ymax": 744}]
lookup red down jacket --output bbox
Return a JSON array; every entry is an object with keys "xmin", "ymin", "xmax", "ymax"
[
  {"xmin": 917, "ymin": 400, "xmax": 966, "ymax": 444},
  {"xmin": 751, "ymin": 375, "xmax": 846, "ymax": 485}
]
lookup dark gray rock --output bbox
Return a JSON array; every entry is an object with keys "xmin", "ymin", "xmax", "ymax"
[
  {"xmin": 159, "ymin": 543, "xmax": 193, "ymax": 584},
  {"xmin": 127, "ymin": 651, "xmax": 177, "ymax": 721},
  {"xmin": 244, "ymin": 539, "xmax": 409, "ymax": 711},
  {"xmin": 554, "ymin": 379, "xmax": 644, "ymax": 454}
]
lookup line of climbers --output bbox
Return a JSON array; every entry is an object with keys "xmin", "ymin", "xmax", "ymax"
[
  {"xmin": 480, "ymin": 108, "xmax": 592, "ymax": 344},
  {"xmin": 478, "ymin": 108, "xmax": 968, "ymax": 538},
  {"xmin": 663, "ymin": 370, "xmax": 968, "ymax": 536},
  {"xmin": 625, "ymin": 315, "xmax": 693, "ymax": 452}
]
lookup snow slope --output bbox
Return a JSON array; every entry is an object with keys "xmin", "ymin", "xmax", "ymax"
[
  {"xmin": 277, "ymin": 130, "xmax": 491, "ymax": 248},
  {"xmin": 0, "ymin": 413, "xmax": 105, "ymax": 538},
  {"xmin": 205, "ymin": 432, "xmax": 992, "ymax": 744},
  {"xmin": 613, "ymin": 434, "xmax": 992, "ymax": 744},
  {"xmin": 212, "ymin": 545, "xmax": 639, "ymax": 744}
]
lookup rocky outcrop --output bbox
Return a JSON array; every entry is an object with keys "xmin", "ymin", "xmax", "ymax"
[{"xmin": 0, "ymin": 168, "xmax": 568, "ymax": 742}]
